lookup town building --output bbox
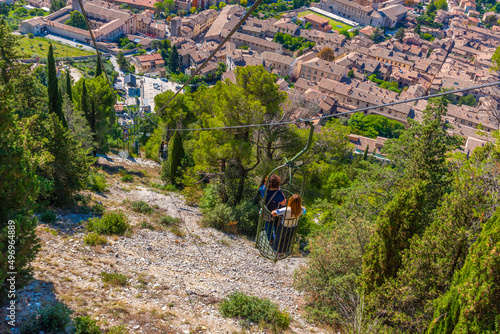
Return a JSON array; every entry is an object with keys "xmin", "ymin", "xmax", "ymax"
[
  {"xmin": 229, "ymin": 32, "xmax": 283, "ymax": 54},
  {"xmin": 318, "ymin": 0, "xmax": 407, "ymax": 28},
  {"xmin": 302, "ymin": 14, "xmax": 333, "ymax": 32},
  {"xmin": 261, "ymin": 51, "xmax": 297, "ymax": 77},
  {"xmin": 205, "ymin": 5, "xmax": 245, "ymax": 42},
  {"xmin": 132, "ymin": 53, "xmax": 164, "ymax": 72},
  {"xmin": 299, "ymin": 57, "xmax": 349, "ymax": 82},
  {"xmin": 136, "ymin": 12, "xmax": 166, "ymax": 38},
  {"xmin": 21, "ymin": 0, "xmax": 137, "ymax": 43},
  {"xmin": 180, "ymin": 9, "xmax": 218, "ymax": 39}
]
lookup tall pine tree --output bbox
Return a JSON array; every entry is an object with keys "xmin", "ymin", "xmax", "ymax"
[
  {"xmin": 66, "ymin": 70, "xmax": 72, "ymax": 101},
  {"xmin": 47, "ymin": 44, "xmax": 66, "ymax": 127},
  {"xmin": 362, "ymin": 97, "xmax": 461, "ymax": 294}
]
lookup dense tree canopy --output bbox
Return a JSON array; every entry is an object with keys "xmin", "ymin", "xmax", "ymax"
[{"xmin": 65, "ymin": 10, "xmax": 86, "ymax": 30}]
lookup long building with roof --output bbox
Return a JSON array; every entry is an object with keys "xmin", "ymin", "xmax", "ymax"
[
  {"xmin": 20, "ymin": 0, "xmax": 136, "ymax": 43},
  {"xmin": 318, "ymin": 0, "xmax": 407, "ymax": 28}
]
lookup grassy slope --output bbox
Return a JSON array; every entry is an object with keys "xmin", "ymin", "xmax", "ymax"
[
  {"xmin": 298, "ymin": 10, "xmax": 352, "ymax": 31},
  {"xmin": 16, "ymin": 36, "xmax": 93, "ymax": 58}
]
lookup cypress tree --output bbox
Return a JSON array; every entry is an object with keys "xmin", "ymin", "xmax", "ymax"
[
  {"xmin": 168, "ymin": 131, "xmax": 184, "ymax": 185},
  {"xmin": 170, "ymin": 44, "xmax": 180, "ymax": 74},
  {"xmin": 81, "ymin": 79, "xmax": 89, "ymax": 120},
  {"xmin": 90, "ymin": 98, "xmax": 97, "ymax": 156},
  {"xmin": 66, "ymin": 70, "xmax": 72, "ymax": 101},
  {"xmin": 363, "ymin": 144, "xmax": 369, "ymax": 160},
  {"xmin": 58, "ymin": 89, "xmax": 68, "ymax": 128},
  {"xmin": 47, "ymin": 44, "xmax": 66, "ymax": 126},
  {"xmin": 95, "ymin": 58, "xmax": 103, "ymax": 78}
]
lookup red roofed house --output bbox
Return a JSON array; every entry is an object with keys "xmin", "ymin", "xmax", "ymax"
[
  {"xmin": 133, "ymin": 53, "xmax": 164, "ymax": 72},
  {"xmin": 359, "ymin": 25, "xmax": 377, "ymax": 38},
  {"xmin": 303, "ymin": 14, "xmax": 332, "ymax": 32}
]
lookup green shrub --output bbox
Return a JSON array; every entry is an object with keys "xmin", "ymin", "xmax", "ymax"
[
  {"xmin": 159, "ymin": 215, "xmax": 181, "ymax": 226},
  {"xmin": 101, "ymin": 271, "xmax": 128, "ymax": 287},
  {"xmin": 201, "ymin": 203, "xmax": 235, "ymax": 233},
  {"xmin": 84, "ymin": 232, "xmax": 108, "ymax": 246},
  {"xmin": 169, "ymin": 225, "xmax": 186, "ymax": 237},
  {"xmin": 140, "ymin": 221, "xmax": 155, "ymax": 230},
  {"xmin": 40, "ymin": 210, "xmax": 57, "ymax": 224},
  {"xmin": 74, "ymin": 316, "xmax": 101, "ymax": 334},
  {"xmin": 199, "ymin": 184, "xmax": 219, "ymax": 211},
  {"xmin": 131, "ymin": 200, "xmax": 154, "ymax": 214},
  {"xmin": 107, "ymin": 325, "xmax": 130, "ymax": 334},
  {"xmin": 28, "ymin": 33, "xmax": 34, "ymax": 39},
  {"xmin": 92, "ymin": 203, "xmax": 105, "ymax": 214},
  {"xmin": 86, "ymin": 211, "xmax": 129, "ymax": 235},
  {"xmin": 88, "ymin": 172, "xmax": 108, "ymax": 192},
  {"xmin": 181, "ymin": 186, "xmax": 202, "ymax": 206},
  {"xmin": 20, "ymin": 302, "xmax": 72, "ymax": 334},
  {"xmin": 75, "ymin": 193, "xmax": 91, "ymax": 206},
  {"xmin": 232, "ymin": 200, "xmax": 259, "ymax": 236},
  {"xmin": 220, "ymin": 292, "xmax": 291, "ymax": 331},
  {"xmin": 165, "ymin": 184, "xmax": 177, "ymax": 191},
  {"xmin": 121, "ymin": 174, "xmax": 133, "ymax": 182}
]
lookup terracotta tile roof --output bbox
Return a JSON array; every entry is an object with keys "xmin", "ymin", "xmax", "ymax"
[{"xmin": 304, "ymin": 14, "xmax": 329, "ymax": 25}]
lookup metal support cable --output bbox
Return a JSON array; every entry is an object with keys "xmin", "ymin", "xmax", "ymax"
[
  {"xmin": 160, "ymin": 79, "xmax": 500, "ymax": 131},
  {"xmin": 155, "ymin": 0, "xmax": 264, "ymax": 115}
]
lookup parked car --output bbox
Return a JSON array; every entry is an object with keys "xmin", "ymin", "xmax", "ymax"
[{"xmin": 161, "ymin": 78, "xmax": 168, "ymax": 82}]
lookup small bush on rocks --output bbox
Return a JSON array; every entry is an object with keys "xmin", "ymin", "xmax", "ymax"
[
  {"xmin": 121, "ymin": 174, "xmax": 133, "ymax": 182},
  {"xmin": 86, "ymin": 211, "xmax": 129, "ymax": 235},
  {"xmin": 182, "ymin": 186, "xmax": 202, "ymax": 206},
  {"xmin": 232, "ymin": 200, "xmax": 259, "ymax": 236},
  {"xmin": 159, "ymin": 215, "xmax": 181, "ymax": 226},
  {"xmin": 100, "ymin": 271, "xmax": 128, "ymax": 287},
  {"xmin": 140, "ymin": 221, "xmax": 155, "ymax": 230},
  {"xmin": 107, "ymin": 325, "xmax": 130, "ymax": 334},
  {"xmin": 20, "ymin": 302, "xmax": 72, "ymax": 334},
  {"xmin": 74, "ymin": 316, "xmax": 101, "ymax": 334},
  {"xmin": 40, "ymin": 210, "xmax": 57, "ymax": 224},
  {"xmin": 84, "ymin": 232, "xmax": 108, "ymax": 246},
  {"xmin": 165, "ymin": 184, "xmax": 177, "ymax": 191},
  {"xmin": 131, "ymin": 200, "xmax": 154, "ymax": 214},
  {"xmin": 219, "ymin": 292, "xmax": 291, "ymax": 331},
  {"xmin": 169, "ymin": 225, "xmax": 185, "ymax": 237},
  {"xmin": 199, "ymin": 184, "xmax": 219, "ymax": 211},
  {"xmin": 88, "ymin": 172, "xmax": 108, "ymax": 192},
  {"xmin": 92, "ymin": 202, "xmax": 105, "ymax": 214},
  {"xmin": 201, "ymin": 203, "xmax": 235, "ymax": 233}
]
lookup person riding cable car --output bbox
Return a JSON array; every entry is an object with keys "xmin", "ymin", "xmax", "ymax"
[
  {"xmin": 271, "ymin": 194, "xmax": 306, "ymax": 254},
  {"xmin": 259, "ymin": 174, "xmax": 287, "ymax": 243}
]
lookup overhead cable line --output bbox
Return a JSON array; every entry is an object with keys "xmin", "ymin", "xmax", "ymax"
[
  {"xmin": 155, "ymin": 0, "xmax": 265, "ymax": 115},
  {"xmin": 75, "ymin": 0, "xmax": 112, "ymax": 86},
  {"xmin": 161, "ymin": 79, "xmax": 500, "ymax": 131}
]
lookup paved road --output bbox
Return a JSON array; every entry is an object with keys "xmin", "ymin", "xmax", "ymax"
[
  {"xmin": 109, "ymin": 55, "xmax": 123, "ymax": 75},
  {"xmin": 44, "ymin": 34, "xmax": 96, "ymax": 52}
]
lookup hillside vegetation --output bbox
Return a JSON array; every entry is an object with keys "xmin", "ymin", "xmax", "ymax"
[{"xmin": 1, "ymin": 17, "xmax": 500, "ymax": 334}]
